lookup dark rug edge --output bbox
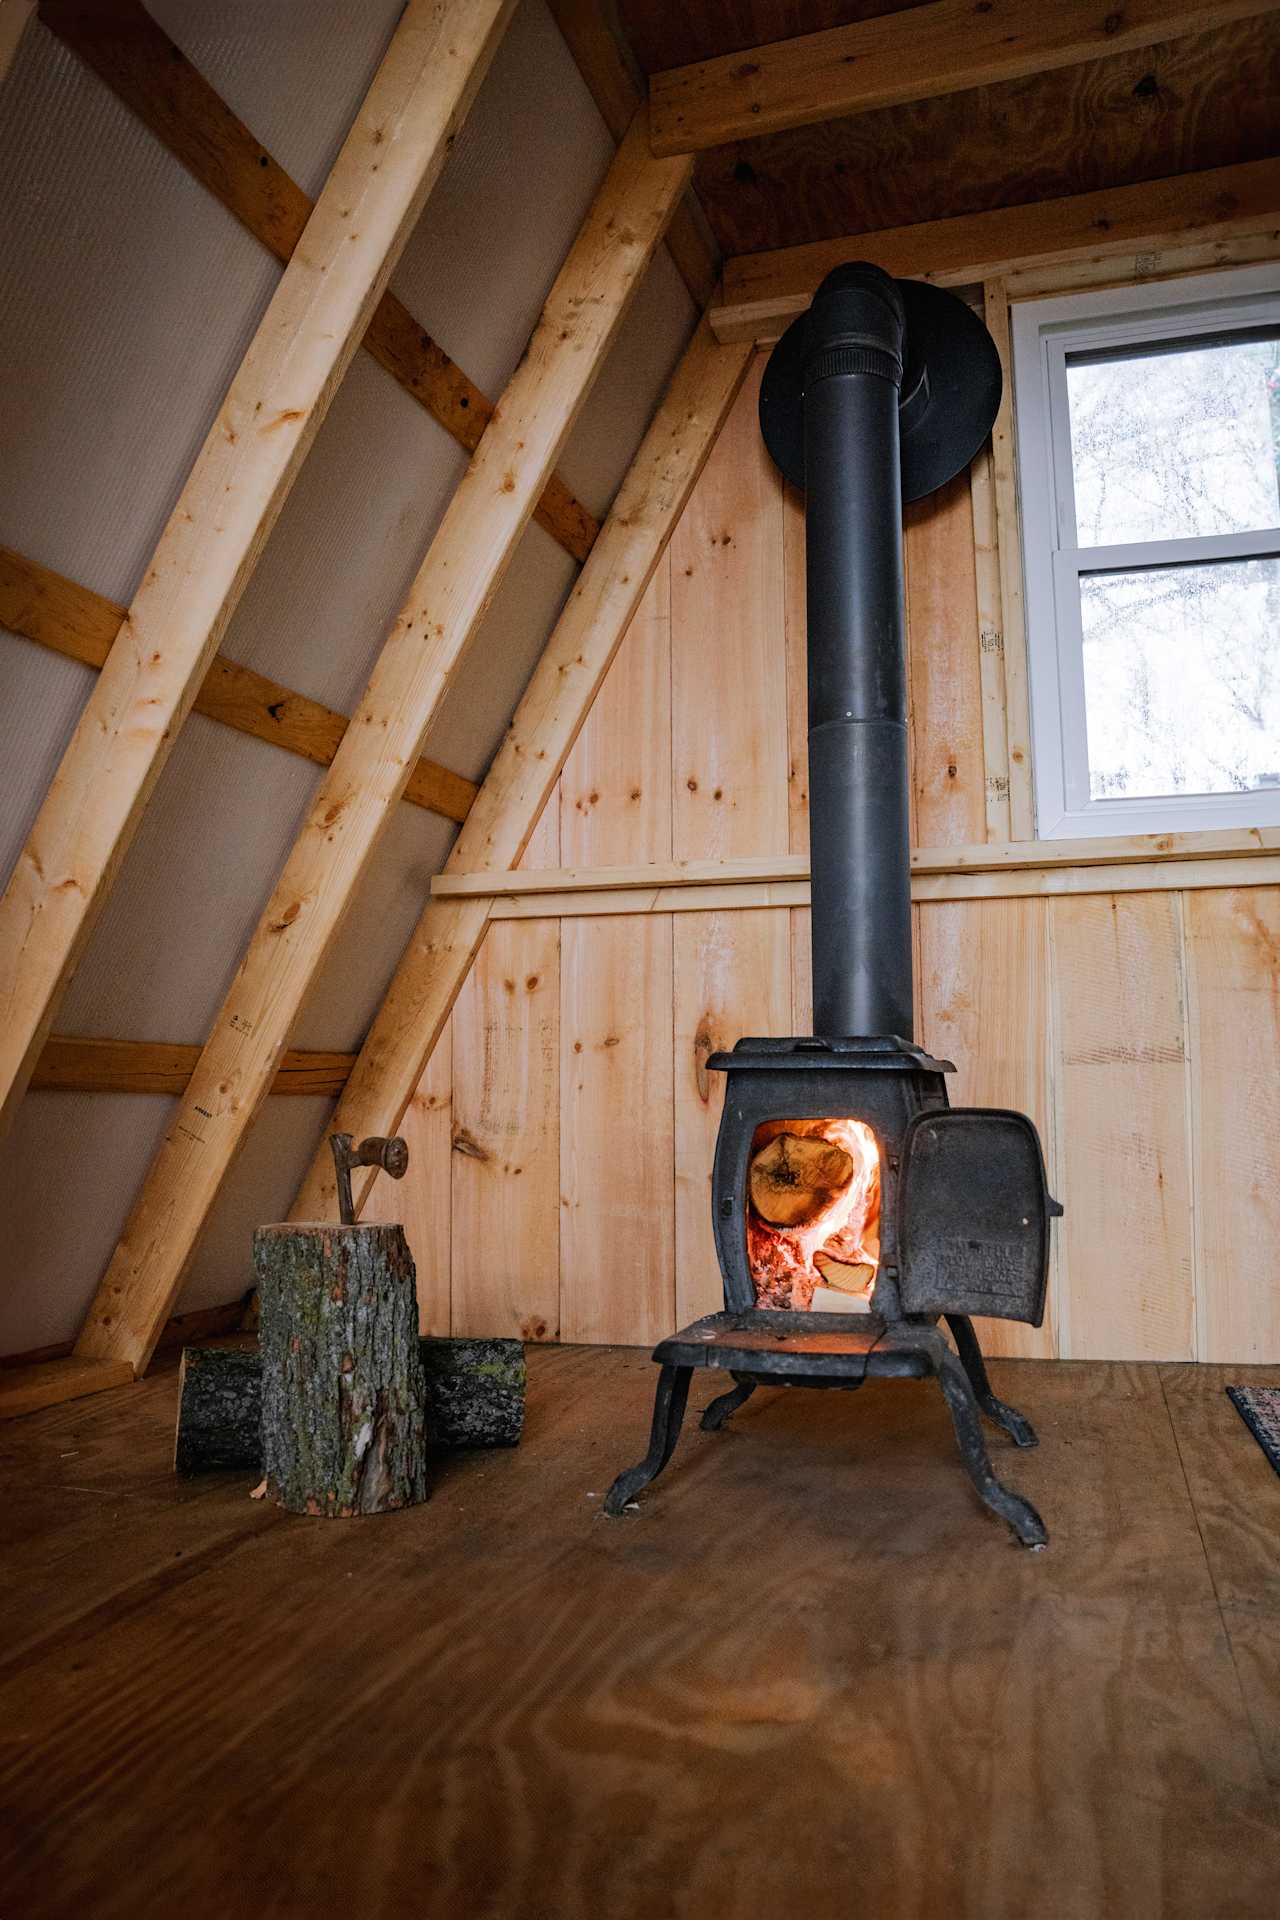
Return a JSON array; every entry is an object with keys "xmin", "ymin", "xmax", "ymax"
[{"xmin": 1226, "ymin": 1385, "xmax": 1280, "ymax": 1479}]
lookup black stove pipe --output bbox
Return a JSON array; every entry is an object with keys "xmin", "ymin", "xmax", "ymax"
[{"xmin": 802, "ymin": 265, "xmax": 913, "ymax": 1041}]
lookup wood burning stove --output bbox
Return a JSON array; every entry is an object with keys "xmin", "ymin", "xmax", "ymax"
[{"xmin": 604, "ymin": 264, "xmax": 1061, "ymax": 1546}]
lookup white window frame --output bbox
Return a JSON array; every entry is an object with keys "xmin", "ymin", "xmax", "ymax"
[{"xmin": 1011, "ymin": 262, "xmax": 1280, "ymax": 838}]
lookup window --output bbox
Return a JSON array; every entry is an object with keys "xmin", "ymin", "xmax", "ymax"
[{"xmin": 1012, "ymin": 264, "xmax": 1280, "ymax": 838}]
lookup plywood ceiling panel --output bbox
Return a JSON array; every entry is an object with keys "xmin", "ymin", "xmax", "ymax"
[
  {"xmin": 617, "ymin": 8, "xmax": 1279, "ymax": 259},
  {"xmin": 617, "ymin": 0, "xmax": 923, "ymax": 74}
]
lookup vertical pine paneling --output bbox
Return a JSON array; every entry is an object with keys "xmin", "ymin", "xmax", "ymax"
[
  {"xmin": 364, "ymin": 1023, "xmax": 452, "ymax": 1335},
  {"xmin": 917, "ymin": 897, "xmax": 1057, "ymax": 1358},
  {"xmin": 1185, "ymin": 887, "xmax": 1280, "ymax": 1362},
  {"xmin": 560, "ymin": 558, "xmax": 672, "ymax": 868},
  {"xmin": 1051, "ymin": 893, "xmax": 1193, "ymax": 1361},
  {"xmin": 450, "ymin": 917, "xmax": 561, "ymax": 1342},
  {"xmin": 673, "ymin": 909, "xmax": 791, "ymax": 1325},
  {"xmin": 560, "ymin": 913, "xmax": 674, "ymax": 1345},
  {"xmin": 904, "ymin": 473, "xmax": 988, "ymax": 849},
  {"xmin": 671, "ymin": 357, "xmax": 788, "ymax": 863}
]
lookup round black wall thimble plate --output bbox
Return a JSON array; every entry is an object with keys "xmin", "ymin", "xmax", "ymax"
[{"xmin": 759, "ymin": 278, "xmax": 1003, "ymax": 503}]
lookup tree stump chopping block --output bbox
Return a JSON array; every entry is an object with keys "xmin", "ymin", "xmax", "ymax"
[{"xmin": 255, "ymin": 1222, "xmax": 428, "ymax": 1517}]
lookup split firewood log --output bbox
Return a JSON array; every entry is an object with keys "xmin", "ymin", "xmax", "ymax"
[
  {"xmin": 813, "ymin": 1253, "xmax": 876, "ymax": 1293},
  {"xmin": 749, "ymin": 1131, "xmax": 855, "ymax": 1227}
]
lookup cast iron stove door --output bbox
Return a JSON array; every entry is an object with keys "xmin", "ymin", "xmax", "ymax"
[{"xmin": 897, "ymin": 1109, "xmax": 1061, "ymax": 1324}]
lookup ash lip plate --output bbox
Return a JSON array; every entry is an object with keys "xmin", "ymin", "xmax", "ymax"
[{"xmin": 897, "ymin": 1109, "xmax": 1058, "ymax": 1325}]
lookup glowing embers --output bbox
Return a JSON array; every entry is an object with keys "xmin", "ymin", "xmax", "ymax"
[{"xmin": 746, "ymin": 1118, "xmax": 881, "ymax": 1312}]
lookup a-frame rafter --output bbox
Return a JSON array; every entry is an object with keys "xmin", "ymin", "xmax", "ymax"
[
  {"xmin": 74, "ymin": 111, "xmax": 693, "ymax": 1377},
  {"xmin": 288, "ymin": 316, "xmax": 752, "ymax": 1227},
  {"xmin": 38, "ymin": 0, "xmax": 598, "ymax": 565},
  {"xmin": 0, "ymin": 0, "xmax": 516, "ymax": 1143}
]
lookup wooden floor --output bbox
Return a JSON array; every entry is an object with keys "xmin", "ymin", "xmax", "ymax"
[{"xmin": 2, "ymin": 1347, "xmax": 1279, "ymax": 1919}]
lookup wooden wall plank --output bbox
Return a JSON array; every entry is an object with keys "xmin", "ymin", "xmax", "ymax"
[
  {"xmin": 984, "ymin": 282, "xmax": 1035, "ymax": 840},
  {"xmin": 672, "ymin": 908, "xmax": 791, "ymax": 1326},
  {"xmin": 1050, "ymin": 893, "xmax": 1194, "ymax": 1361},
  {"xmin": 560, "ymin": 558, "xmax": 672, "ymax": 868},
  {"xmin": 917, "ymin": 898, "xmax": 1058, "ymax": 1358},
  {"xmin": 671, "ymin": 356, "xmax": 789, "ymax": 863},
  {"xmin": 1184, "ymin": 888, "xmax": 1280, "ymax": 1363},
  {"xmin": 968, "ymin": 440, "xmax": 1013, "ymax": 842},
  {"xmin": 904, "ymin": 473, "xmax": 988, "ymax": 849},
  {"xmin": 361, "ymin": 1023, "xmax": 452, "ymax": 1337},
  {"xmin": 451, "ymin": 919, "xmax": 561, "ymax": 1344},
  {"xmin": 560, "ymin": 914, "xmax": 674, "ymax": 1345}
]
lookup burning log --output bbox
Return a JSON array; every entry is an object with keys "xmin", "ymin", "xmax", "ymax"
[{"xmin": 750, "ymin": 1132, "xmax": 855, "ymax": 1226}]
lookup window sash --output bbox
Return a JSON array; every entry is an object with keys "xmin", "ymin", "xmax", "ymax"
[{"xmin": 1012, "ymin": 263, "xmax": 1280, "ymax": 838}]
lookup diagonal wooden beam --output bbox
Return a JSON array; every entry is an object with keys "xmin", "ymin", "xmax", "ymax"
[
  {"xmin": 648, "ymin": 0, "xmax": 1280, "ymax": 155},
  {"xmin": 545, "ymin": 0, "xmax": 720, "ymax": 309},
  {"xmin": 1, "ymin": 546, "xmax": 477, "ymax": 824},
  {"xmin": 74, "ymin": 112, "xmax": 692, "ymax": 1376},
  {"xmin": 0, "ymin": 0, "xmax": 514, "ymax": 1144},
  {"xmin": 711, "ymin": 157, "xmax": 1280, "ymax": 344},
  {"xmin": 288, "ymin": 314, "xmax": 752, "ymax": 1227},
  {"xmin": 38, "ymin": 0, "xmax": 598, "ymax": 565}
]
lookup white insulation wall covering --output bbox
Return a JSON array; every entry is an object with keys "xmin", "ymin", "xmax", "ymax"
[{"xmin": 0, "ymin": 0, "xmax": 696, "ymax": 1354}]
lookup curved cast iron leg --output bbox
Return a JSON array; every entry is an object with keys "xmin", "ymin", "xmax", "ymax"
[
  {"xmin": 603, "ymin": 1366, "xmax": 693, "ymax": 1515},
  {"xmin": 700, "ymin": 1372, "xmax": 758, "ymax": 1432},
  {"xmin": 945, "ymin": 1314, "xmax": 1038, "ymax": 1449},
  {"xmin": 933, "ymin": 1346, "xmax": 1047, "ymax": 1548}
]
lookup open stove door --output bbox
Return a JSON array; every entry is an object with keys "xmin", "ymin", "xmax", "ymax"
[{"xmin": 896, "ymin": 1109, "xmax": 1061, "ymax": 1326}]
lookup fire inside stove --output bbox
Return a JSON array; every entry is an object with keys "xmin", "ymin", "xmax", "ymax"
[{"xmin": 746, "ymin": 1118, "xmax": 881, "ymax": 1314}]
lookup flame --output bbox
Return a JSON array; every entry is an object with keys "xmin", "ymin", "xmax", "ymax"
[{"xmin": 747, "ymin": 1118, "xmax": 880, "ymax": 1312}]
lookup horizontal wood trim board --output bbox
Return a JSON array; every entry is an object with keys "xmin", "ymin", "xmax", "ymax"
[
  {"xmin": 711, "ymin": 159, "xmax": 1280, "ymax": 343},
  {"xmin": 648, "ymin": 1, "xmax": 1277, "ymax": 155},
  {"xmin": 32, "ymin": 1036, "xmax": 356, "ymax": 1096},
  {"xmin": 433, "ymin": 826, "xmax": 1280, "ymax": 898},
  {"xmin": 37, "ymin": 0, "xmax": 598, "ymax": 565},
  {"xmin": 0, "ymin": 547, "xmax": 477, "ymax": 825},
  {"xmin": 481, "ymin": 855, "xmax": 1280, "ymax": 918},
  {"xmin": 0, "ymin": 1355, "xmax": 134, "ymax": 1418}
]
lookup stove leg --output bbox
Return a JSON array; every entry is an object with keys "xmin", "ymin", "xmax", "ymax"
[
  {"xmin": 933, "ymin": 1345, "xmax": 1047, "ymax": 1548},
  {"xmin": 700, "ymin": 1372, "xmax": 757, "ymax": 1432},
  {"xmin": 944, "ymin": 1313, "xmax": 1038, "ymax": 1448},
  {"xmin": 603, "ymin": 1365, "xmax": 693, "ymax": 1516}
]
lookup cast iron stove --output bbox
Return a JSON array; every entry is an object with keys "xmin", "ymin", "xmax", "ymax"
[{"xmin": 604, "ymin": 264, "xmax": 1062, "ymax": 1546}]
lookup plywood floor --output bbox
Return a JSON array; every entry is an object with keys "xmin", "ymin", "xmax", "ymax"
[{"xmin": 2, "ymin": 1347, "xmax": 1279, "ymax": 1919}]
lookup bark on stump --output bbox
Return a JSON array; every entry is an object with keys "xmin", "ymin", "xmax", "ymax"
[
  {"xmin": 173, "ymin": 1337, "xmax": 527, "ymax": 1474},
  {"xmin": 255, "ymin": 1222, "xmax": 428, "ymax": 1517}
]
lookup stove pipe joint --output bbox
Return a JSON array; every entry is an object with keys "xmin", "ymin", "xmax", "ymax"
[{"xmin": 802, "ymin": 264, "xmax": 913, "ymax": 1043}]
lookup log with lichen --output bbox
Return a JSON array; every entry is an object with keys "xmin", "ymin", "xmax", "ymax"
[
  {"xmin": 174, "ymin": 1335, "xmax": 526, "ymax": 1474},
  {"xmin": 256, "ymin": 1222, "xmax": 428, "ymax": 1517}
]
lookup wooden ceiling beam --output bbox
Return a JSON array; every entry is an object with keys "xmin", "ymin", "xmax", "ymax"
[
  {"xmin": 0, "ymin": 0, "xmax": 514, "ymax": 1145},
  {"xmin": 38, "ymin": 0, "xmax": 597, "ymax": 565},
  {"xmin": 0, "ymin": 546, "xmax": 476, "ymax": 825},
  {"xmin": 546, "ymin": 0, "xmax": 720, "ymax": 308},
  {"xmin": 287, "ymin": 314, "xmax": 753, "ymax": 1227},
  {"xmin": 31, "ymin": 1035, "xmax": 355, "ymax": 1097},
  {"xmin": 712, "ymin": 157, "xmax": 1280, "ymax": 343},
  {"xmin": 73, "ymin": 113, "xmax": 692, "ymax": 1377},
  {"xmin": 648, "ymin": 0, "xmax": 1280, "ymax": 156}
]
